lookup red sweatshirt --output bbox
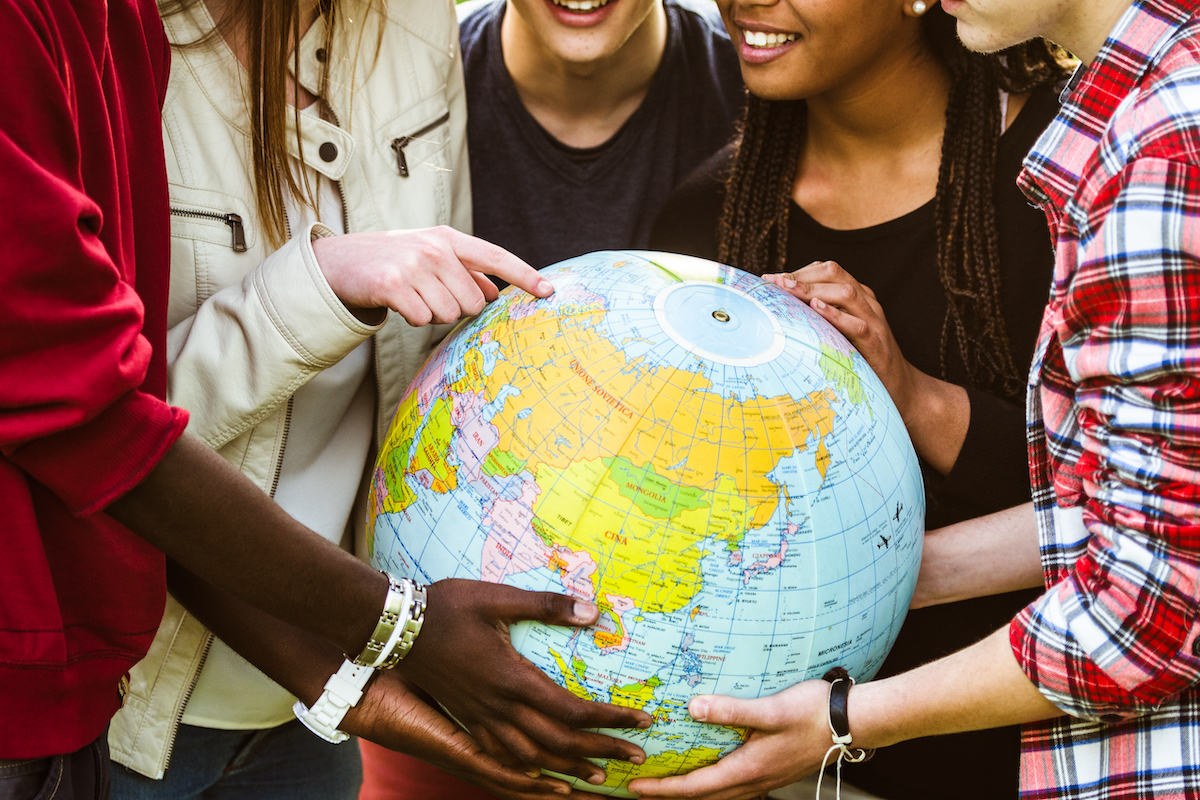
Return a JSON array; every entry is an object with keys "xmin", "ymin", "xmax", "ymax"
[{"xmin": 0, "ymin": 0, "xmax": 188, "ymax": 756}]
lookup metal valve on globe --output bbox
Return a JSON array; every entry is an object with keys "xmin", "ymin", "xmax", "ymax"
[{"xmin": 366, "ymin": 251, "xmax": 924, "ymax": 797}]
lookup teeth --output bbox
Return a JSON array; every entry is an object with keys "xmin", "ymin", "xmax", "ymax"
[
  {"xmin": 742, "ymin": 29, "xmax": 797, "ymax": 48},
  {"xmin": 552, "ymin": 0, "xmax": 610, "ymax": 11}
]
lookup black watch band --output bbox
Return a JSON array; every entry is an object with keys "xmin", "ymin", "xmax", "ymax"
[
  {"xmin": 826, "ymin": 669, "xmax": 853, "ymax": 741},
  {"xmin": 822, "ymin": 666, "xmax": 874, "ymax": 762}
]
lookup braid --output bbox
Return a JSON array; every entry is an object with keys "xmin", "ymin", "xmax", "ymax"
[
  {"xmin": 927, "ymin": 8, "xmax": 1020, "ymax": 398},
  {"xmin": 716, "ymin": 9, "xmax": 1069, "ymax": 401},
  {"xmin": 717, "ymin": 93, "xmax": 805, "ymax": 275},
  {"xmin": 926, "ymin": 10, "xmax": 1070, "ymax": 400}
]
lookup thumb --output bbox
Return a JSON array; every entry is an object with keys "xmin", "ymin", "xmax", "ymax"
[
  {"xmin": 489, "ymin": 585, "xmax": 600, "ymax": 628},
  {"xmin": 689, "ymin": 693, "xmax": 781, "ymax": 729}
]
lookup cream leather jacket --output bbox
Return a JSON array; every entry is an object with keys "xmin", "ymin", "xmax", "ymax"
[{"xmin": 109, "ymin": 0, "xmax": 467, "ymax": 778}]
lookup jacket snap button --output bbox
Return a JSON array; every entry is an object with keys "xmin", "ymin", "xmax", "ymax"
[
  {"xmin": 1193, "ymin": 637, "xmax": 1200, "ymax": 657},
  {"xmin": 319, "ymin": 142, "xmax": 338, "ymax": 162},
  {"xmin": 316, "ymin": 47, "xmax": 328, "ymax": 62}
]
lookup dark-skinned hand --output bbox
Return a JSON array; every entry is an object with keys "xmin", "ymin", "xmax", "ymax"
[
  {"xmin": 344, "ymin": 669, "xmax": 580, "ymax": 798},
  {"xmin": 396, "ymin": 579, "xmax": 652, "ymax": 786}
]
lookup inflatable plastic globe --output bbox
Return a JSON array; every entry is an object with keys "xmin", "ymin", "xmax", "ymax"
[{"xmin": 367, "ymin": 251, "xmax": 924, "ymax": 796}]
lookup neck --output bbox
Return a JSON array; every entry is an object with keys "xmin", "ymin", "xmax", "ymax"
[
  {"xmin": 793, "ymin": 33, "xmax": 951, "ymax": 229},
  {"xmin": 500, "ymin": 2, "xmax": 668, "ymax": 147},
  {"xmin": 204, "ymin": 0, "xmax": 323, "ymax": 107},
  {"xmin": 1047, "ymin": 0, "xmax": 1134, "ymax": 64},
  {"xmin": 804, "ymin": 38, "xmax": 949, "ymax": 171}
]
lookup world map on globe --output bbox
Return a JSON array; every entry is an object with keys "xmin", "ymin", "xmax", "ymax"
[{"xmin": 367, "ymin": 251, "xmax": 924, "ymax": 796}]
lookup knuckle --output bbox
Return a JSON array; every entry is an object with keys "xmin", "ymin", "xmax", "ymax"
[
  {"xmin": 379, "ymin": 270, "xmax": 408, "ymax": 298},
  {"xmin": 542, "ymin": 731, "xmax": 578, "ymax": 756},
  {"xmin": 411, "ymin": 305, "xmax": 433, "ymax": 327},
  {"xmin": 417, "ymin": 240, "xmax": 446, "ymax": 263},
  {"xmin": 508, "ymin": 739, "xmax": 541, "ymax": 765},
  {"xmin": 485, "ymin": 242, "xmax": 507, "ymax": 268},
  {"xmin": 538, "ymin": 590, "xmax": 569, "ymax": 619},
  {"xmin": 468, "ymin": 294, "xmax": 487, "ymax": 316},
  {"xmin": 559, "ymin": 701, "xmax": 593, "ymax": 730}
]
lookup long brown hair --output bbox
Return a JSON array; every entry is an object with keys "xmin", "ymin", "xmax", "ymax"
[
  {"xmin": 717, "ymin": 7, "xmax": 1069, "ymax": 400},
  {"xmin": 161, "ymin": 0, "xmax": 369, "ymax": 248}
]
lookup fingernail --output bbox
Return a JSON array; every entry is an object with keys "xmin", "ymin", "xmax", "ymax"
[
  {"xmin": 587, "ymin": 772, "xmax": 606, "ymax": 785},
  {"xmin": 525, "ymin": 767, "xmax": 541, "ymax": 778},
  {"xmin": 812, "ymin": 297, "xmax": 827, "ymax": 310},
  {"xmin": 783, "ymin": 276, "xmax": 797, "ymax": 287},
  {"xmin": 554, "ymin": 786, "xmax": 571, "ymax": 795},
  {"xmin": 690, "ymin": 697, "xmax": 709, "ymax": 721},
  {"xmin": 537, "ymin": 280, "xmax": 554, "ymax": 295},
  {"xmin": 573, "ymin": 601, "xmax": 598, "ymax": 621},
  {"xmin": 630, "ymin": 753, "xmax": 646, "ymax": 765},
  {"xmin": 638, "ymin": 716, "xmax": 652, "ymax": 729}
]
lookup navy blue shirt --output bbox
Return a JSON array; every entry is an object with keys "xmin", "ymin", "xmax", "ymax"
[{"xmin": 459, "ymin": 0, "xmax": 744, "ymax": 269}]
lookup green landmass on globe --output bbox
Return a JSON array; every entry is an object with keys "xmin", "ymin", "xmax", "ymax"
[{"xmin": 368, "ymin": 251, "xmax": 924, "ymax": 796}]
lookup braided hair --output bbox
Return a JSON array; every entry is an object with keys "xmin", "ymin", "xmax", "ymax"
[{"xmin": 717, "ymin": 7, "xmax": 1069, "ymax": 400}]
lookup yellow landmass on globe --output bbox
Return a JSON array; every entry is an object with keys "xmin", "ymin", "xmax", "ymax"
[
  {"xmin": 533, "ymin": 459, "xmax": 750, "ymax": 622},
  {"xmin": 596, "ymin": 746, "xmax": 728, "ymax": 788},
  {"xmin": 549, "ymin": 647, "xmax": 595, "ymax": 701},
  {"xmin": 609, "ymin": 676, "xmax": 663, "ymax": 710},
  {"xmin": 371, "ymin": 391, "xmax": 422, "ymax": 539},
  {"xmin": 481, "ymin": 306, "xmax": 840, "ymax": 515},
  {"xmin": 406, "ymin": 396, "xmax": 458, "ymax": 493}
]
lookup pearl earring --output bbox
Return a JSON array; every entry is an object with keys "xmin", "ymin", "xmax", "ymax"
[{"xmin": 912, "ymin": 0, "xmax": 927, "ymax": 13}]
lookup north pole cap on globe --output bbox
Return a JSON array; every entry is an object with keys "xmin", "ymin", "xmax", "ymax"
[{"xmin": 367, "ymin": 251, "xmax": 924, "ymax": 796}]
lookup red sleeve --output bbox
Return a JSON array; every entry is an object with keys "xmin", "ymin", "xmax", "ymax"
[{"xmin": 0, "ymin": 0, "xmax": 186, "ymax": 516}]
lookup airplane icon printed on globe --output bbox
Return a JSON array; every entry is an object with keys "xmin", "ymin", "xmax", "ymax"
[{"xmin": 367, "ymin": 251, "xmax": 925, "ymax": 796}]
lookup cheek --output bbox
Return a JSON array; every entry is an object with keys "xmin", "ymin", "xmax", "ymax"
[{"xmin": 740, "ymin": 42, "xmax": 853, "ymax": 102}]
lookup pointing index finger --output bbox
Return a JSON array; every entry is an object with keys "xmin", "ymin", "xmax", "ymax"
[{"xmin": 448, "ymin": 228, "xmax": 554, "ymax": 299}]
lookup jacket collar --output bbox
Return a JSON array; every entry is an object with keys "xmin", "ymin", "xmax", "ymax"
[
  {"xmin": 161, "ymin": 3, "xmax": 357, "ymax": 180},
  {"xmin": 1018, "ymin": 0, "xmax": 1199, "ymax": 212}
]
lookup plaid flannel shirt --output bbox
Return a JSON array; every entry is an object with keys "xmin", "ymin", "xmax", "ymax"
[{"xmin": 1012, "ymin": 0, "xmax": 1200, "ymax": 797}]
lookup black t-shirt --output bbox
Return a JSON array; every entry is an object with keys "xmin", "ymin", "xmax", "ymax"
[
  {"xmin": 459, "ymin": 0, "xmax": 744, "ymax": 269},
  {"xmin": 650, "ymin": 84, "xmax": 1063, "ymax": 800}
]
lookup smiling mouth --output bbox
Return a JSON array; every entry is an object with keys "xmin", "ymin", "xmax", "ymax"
[
  {"xmin": 550, "ymin": 0, "xmax": 612, "ymax": 11},
  {"xmin": 741, "ymin": 29, "xmax": 798, "ymax": 48}
]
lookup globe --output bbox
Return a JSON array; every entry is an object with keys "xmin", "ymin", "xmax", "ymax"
[{"xmin": 367, "ymin": 251, "xmax": 924, "ymax": 796}]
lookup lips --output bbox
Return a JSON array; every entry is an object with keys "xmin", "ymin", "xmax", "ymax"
[
  {"xmin": 543, "ymin": 0, "xmax": 619, "ymax": 26},
  {"xmin": 733, "ymin": 24, "xmax": 800, "ymax": 64}
]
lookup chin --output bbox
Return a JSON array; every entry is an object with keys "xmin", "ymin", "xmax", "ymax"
[
  {"xmin": 741, "ymin": 76, "xmax": 814, "ymax": 103},
  {"xmin": 952, "ymin": 19, "xmax": 1031, "ymax": 54}
]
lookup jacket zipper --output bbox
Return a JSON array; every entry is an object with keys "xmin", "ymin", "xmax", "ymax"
[
  {"xmin": 161, "ymin": 631, "xmax": 214, "ymax": 774},
  {"xmin": 268, "ymin": 396, "xmax": 295, "ymax": 499},
  {"xmin": 323, "ymin": 106, "xmax": 353, "ymax": 237},
  {"xmin": 390, "ymin": 111, "xmax": 450, "ymax": 178},
  {"xmin": 170, "ymin": 207, "xmax": 247, "ymax": 252}
]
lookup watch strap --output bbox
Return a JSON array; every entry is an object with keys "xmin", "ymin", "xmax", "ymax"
[{"xmin": 294, "ymin": 659, "xmax": 375, "ymax": 744}]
